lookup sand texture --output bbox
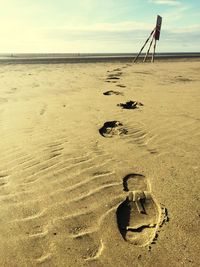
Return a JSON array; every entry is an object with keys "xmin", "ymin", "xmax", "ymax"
[{"xmin": 0, "ymin": 60, "xmax": 200, "ymax": 266}]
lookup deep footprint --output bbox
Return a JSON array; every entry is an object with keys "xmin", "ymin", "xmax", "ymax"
[
  {"xmin": 117, "ymin": 173, "xmax": 167, "ymax": 247},
  {"xmin": 116, "ymin": 84, "xmax": 126, "ymax": 88},
  {"xmin": 103, "ymin": 90, "xmax": 123, "ymax": 96},
  {"xmin": 108, "ymin": 72, "xmax": 122, "ymax": 77},
  {"xmin": 106, "ymin": 73, "xmax": 122, "ymax": 81},
  {"xmin": 106, "ymin": 76, "xmax": 120, "ymax": 80},
  {"xmin": 99, "ymin": 121, "xmax": 128, "ymax": 138},
  {"xmin": 117, "ymin": 101, "xmax": 143, "ymax": 109},
  {"xmin": 113, "ymin": 68, "xmax": 122, "ymax": 71},
  {"xmin": 105, "ymin": 80, "xmax": 118, "ymax": 83}
]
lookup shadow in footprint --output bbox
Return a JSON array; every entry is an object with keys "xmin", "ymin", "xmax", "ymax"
[
  {"xmin": 106, "ymin": 73, "xmax": 122, "ymax": 81},
  {"xmin": 116, "ymin": 84, "xmax": 126, "ymax": 88},
  {"xmin": 99, "ymin": 121, "xmax": 128, "ymax": 138},
  {"xmin": 176, "ymin": 77, "xmax": 193, "ymax": 82},
  {"xmin": 116, "ymin": 198, "xmax": 131, "ymax": 240},
  {"xmin": 113, "ymin": 68, "xmax": 122, "ymax": 72},
  {"xmin": 106, "ymin": 77, "xmax": 120, "ymax": 80},
  {"xmin": 105, "ymin": 80, "xmax": 118, "ymax": 83},
  {"xmin": 117, "ymin": 101, "xmax": 143, "ymax": 110},
  {"xmin": 109, "ymin": 72, "xmax": 122, "ymax": 77},
  {"xmin": 103, "ymin": 90, "xmax": 123, "ymax": 96}
]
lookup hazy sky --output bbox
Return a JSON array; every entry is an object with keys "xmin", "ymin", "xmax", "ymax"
[{"xmin": 0, "ymin": 0, "xmax": 199, "ymax": 53}]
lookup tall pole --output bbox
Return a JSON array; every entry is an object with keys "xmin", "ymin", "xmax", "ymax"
[
  {"xmin": 143, "ymin": 35, "xmax": 154, "ymax": 62},
  {"xmin": 151, "ymin": 38, "xmax": 157, "ymax": 63},
  {"xmin": 133, "ymin": 28, "xmax": 155, "ymax": 63}
]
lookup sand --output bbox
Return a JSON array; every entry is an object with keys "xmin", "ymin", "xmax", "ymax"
[{"xmin": 0, "ymin": 60, "xmax": 199, "ymax": 267}]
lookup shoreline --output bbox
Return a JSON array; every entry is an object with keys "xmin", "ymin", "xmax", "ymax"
[{"xmin": 0, "ymin": 53, "xmax": 200, "ymax": 64}]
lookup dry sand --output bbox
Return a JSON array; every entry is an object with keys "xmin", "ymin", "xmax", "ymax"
[{"xmin": 0, "ymin": 60, "xmax": 199, "ymax": 267}]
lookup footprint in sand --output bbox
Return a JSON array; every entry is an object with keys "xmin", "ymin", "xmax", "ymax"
[
  {"xmin": 116, "ymin": 173, "xmax": 168, "ymax": 247},
  {"xmin": 117, "ymin": 101, "xmax": 143, "ymax": 109},
  {"xmin": 6, "ymin": 88, "xmax": 18, "ymax": 94},
  {"xmin": 107, "ymin": 68, "xmax": 121, "ymax": 72},
  {"xmin": 113, "ymin": 68, "xmax": 122, "ymax": 72},
  {"xmin": 175, "ymin": 77, "xmax": 193, "ymax": 82},
  {"xmin": 106, "ymin": 80, "xmax": 118, "ymax": 83},
  {"xmin": 0, "ymin": 174, "xmax": 9, "ymax": 187},
  {"xmin": 99, "ymin": 121, "xmax": 128, "ymax": 138},
  {"xmin": 116, "ymin": 84, "xmax": 126, "ymax": 88},
  {"xmin": 0, "ymin": 97, "xmax": 8, "ymax": 104},
  {"xmin": 106, "ymin": 76, "xmax": 120, "ymax": 81},
  {"xmin": 106, "ymin": 72, "xmax": 122, "ymax": 81},
  {"xmin": 103, "ymin": 90, "xmax": 123, "ymax": 96}
]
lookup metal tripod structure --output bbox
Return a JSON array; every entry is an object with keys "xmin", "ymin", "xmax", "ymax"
[{"xmin": 134, "ymin": 15, "xmax": 162, "ymax": 63}]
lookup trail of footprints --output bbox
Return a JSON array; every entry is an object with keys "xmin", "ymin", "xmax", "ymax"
[
  {"xmin": 86, "ymin": 65, "xmax": 169, "ymax": 260},
  {"xmin": 65, "ymin": 66, "xmax": 168, "ymax": 261},
  {"xmin": 102, "ymin": 68, "xmax": 146, "ymax": 142}
]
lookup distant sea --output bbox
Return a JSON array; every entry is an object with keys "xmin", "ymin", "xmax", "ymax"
[{"xmin": 0, "ymin": 53, "xmax": 199, "ymax": 64}]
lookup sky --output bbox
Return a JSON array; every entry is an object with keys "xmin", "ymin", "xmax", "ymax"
[{"xmin": 0, "ymin": 0, "xmax": 199, "ymax": 53}]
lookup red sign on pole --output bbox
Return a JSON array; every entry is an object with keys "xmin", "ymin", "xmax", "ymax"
[{"xmin": 155, "ymin": 15, "xmax": 162, "ymax": 40}]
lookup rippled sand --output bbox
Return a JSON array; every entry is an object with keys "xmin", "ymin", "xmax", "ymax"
[{"xmin": 0, "ymin": 60, "xmax": 199, "ymax": 266}]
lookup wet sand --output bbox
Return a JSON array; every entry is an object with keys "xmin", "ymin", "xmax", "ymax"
[{"xmin": 0, "ymin": 60, "xmax": 199, "ymax": 266}]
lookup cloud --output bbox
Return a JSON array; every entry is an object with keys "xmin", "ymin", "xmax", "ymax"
[
  {"xmin": 44, "ymin": 21, "xmax": 154, "ymax": 34},
  {"xmin": 42, "ymin": 21, "xmax": 155, "ymax": 45},
  {"xmin": 0, "ymin": 1, "xmax": 198, "ymax": 53},
  {"xmin": 149, "ymin": 0, "xmax": 181, "ymax": 5},
  {"xmin": 149, "ymin": 0, "xmax": 190, "ymax": 22},
  {"xmin": 168, "ymin": 25, "xmax": 200, "ymax": 34},
  {"xmin": 41, "ymin": 21, "xmax": 200, "ymax": 52},
  {"xmin": 162, "ymin": 5, "xmax": 190, "ymax": 22},
  {"xmin": 0, "ymin": 17, "xmax": 199, "ymax": 53}
]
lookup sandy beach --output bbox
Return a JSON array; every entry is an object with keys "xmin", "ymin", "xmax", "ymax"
[{"xmin": 0, "ymin": 59, "xmax": 199, "ymax": 267}]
